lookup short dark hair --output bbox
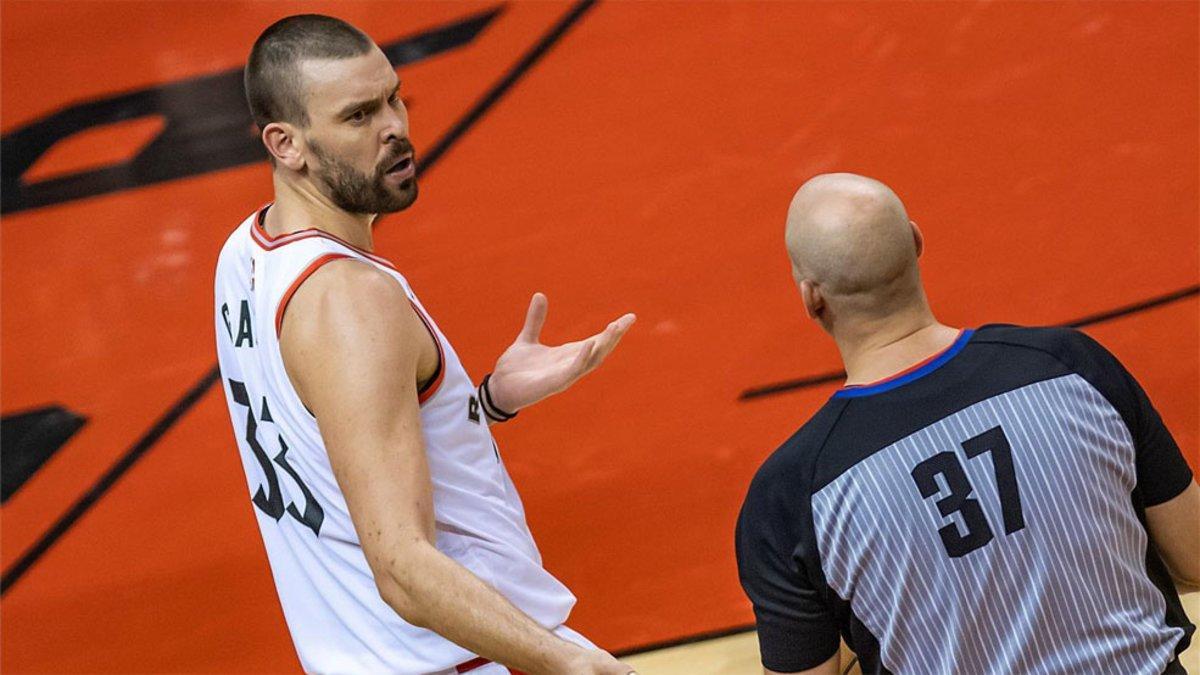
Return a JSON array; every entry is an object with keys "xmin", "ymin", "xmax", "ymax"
[{"xmin": 245, "ymin": 14, "xmax": 374, "ymax": 130}]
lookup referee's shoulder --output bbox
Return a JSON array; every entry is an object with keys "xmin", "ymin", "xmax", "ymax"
[
  {"xmin": 973, "ymin": 322, "xmax": 1107, "ymax": 363},
  {"xmin": 749, "ymin": 399, "xmax": 848, "ymax": 496}
]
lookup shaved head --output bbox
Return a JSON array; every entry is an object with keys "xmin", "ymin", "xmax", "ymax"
[{"xmin": 785, "ymin": 173, "xmax": 923, "ymax": 320}]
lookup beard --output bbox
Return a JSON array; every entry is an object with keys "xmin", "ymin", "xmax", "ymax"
[{"xmin": 308, "ymin": 138, "xmax": 418, "ymax": 215}]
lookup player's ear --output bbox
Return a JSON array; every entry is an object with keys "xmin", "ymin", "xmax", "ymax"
[
  {"xmin": 262, "ymin": 122, "xmax": 306, "ymax": 171},
  {"xmin": 800, "ymin": 279, "xmax": 824, "ymax": 320},
  {"xmin": 910, "ymin": 220, "xmax": 925, "ymax": 258}
]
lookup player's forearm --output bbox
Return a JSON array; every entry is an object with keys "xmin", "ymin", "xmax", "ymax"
[{"xmin": 377, "ymin": 542, "xmax": 584, "ymax": 674}]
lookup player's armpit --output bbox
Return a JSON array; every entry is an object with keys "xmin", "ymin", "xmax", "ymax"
[
  {"xmin": 766, "ymin": 652, "xmax": 838, "ymax": 675},
  {"xmin": 1145, "ymin": 480, "xmax": 1200, "ymax": 593}
]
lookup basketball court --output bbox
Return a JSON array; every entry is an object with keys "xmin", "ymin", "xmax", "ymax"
[{"xmin": 2, "ymin": 1, "xmax": 1197, "ymax": 672}]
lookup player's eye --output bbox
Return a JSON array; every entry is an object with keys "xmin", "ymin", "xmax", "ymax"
[{"xmin": 348, "ymin": 109, "xmax": 367, "ymax": 123}]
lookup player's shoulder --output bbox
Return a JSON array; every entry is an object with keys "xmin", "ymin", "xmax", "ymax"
[
  {"xmin": 289, "ymin": 256, "xmax": 409, "ymax": 321},
  {"xmin": 279, "ymin": 261, "xmax": 421, "ymax": 386}
]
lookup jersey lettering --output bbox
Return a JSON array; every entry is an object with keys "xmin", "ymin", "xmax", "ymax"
[
  {"xmin": 228, "ymin": 378, "xmax": 323, "ymax": 536},
  {"xmin": 468, "ymin": 394, "xmax": 480, "ymax": 423},
  {"xmin": 234, "ymin": 299, "xmax": 254, "ymax": 348},
  {"xmin": 221, "ymin": 302, "xmax": 233, "ymax": 340}
]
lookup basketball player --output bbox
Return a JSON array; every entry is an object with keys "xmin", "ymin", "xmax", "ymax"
[
  {"xmin": 214, "ymin": 15, "xmax": 636, "ymax": 675},
  {"xmin": 736, "ymin": 173, "xmax": 1198, "ymax": 674}
]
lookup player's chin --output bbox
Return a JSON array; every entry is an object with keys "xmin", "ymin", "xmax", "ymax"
[{"xmin": 380, "ymin": 180, "xmax": 418, "ymax": 213}]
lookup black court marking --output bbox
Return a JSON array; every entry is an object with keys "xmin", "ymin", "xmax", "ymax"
[
  {"xmin": 418, "ymin": 0, "xmax": 598, "ymax": 172},
  {"xmin": 0, "ymin": 0, "xmax": 600, "ymax": 596},
  {"xmin": 1063, "ymin": 283, "xmax": 1199, "ymax": 329},
  {"xmin": 0, "ymin": 367, "xmax": 219, "ymax": 595},
  {"xmin": 1, "ymin": 406, "xmax": 88, "ymax": 504},
  {"xmin": 739, "ymin": 283, "xmax": 1200, "ymax": 401},
  {"xmin": 0, "ymin": 7, "xmax": 502, "ymax": 215}
]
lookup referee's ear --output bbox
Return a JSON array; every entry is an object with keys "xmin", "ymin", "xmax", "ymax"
[
  {"xmin": 800, "ymin": 279, "xmax": 824, "ymax": 320},
  {"xmin": 911, "ymin": 220, "xmax": 925, "ymax": 258}
]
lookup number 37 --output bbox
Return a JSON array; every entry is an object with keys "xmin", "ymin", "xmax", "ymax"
[{"xmin": 910, "ymin": 426, "xmax": 1026, "ymax": 558}]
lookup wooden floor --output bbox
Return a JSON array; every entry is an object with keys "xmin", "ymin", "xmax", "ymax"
[{"xmin": 624, "ymin": 594, "xmax": 1200, "ymax": 674}]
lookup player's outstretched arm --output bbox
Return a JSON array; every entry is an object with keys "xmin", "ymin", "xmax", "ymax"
[
  {"xmin": 486, "ymin": 292, "xmax": 636, "ymax": 415},
  {"xmin": 279, "ymin": 261, "xmax": 634, "ymax": 675}
]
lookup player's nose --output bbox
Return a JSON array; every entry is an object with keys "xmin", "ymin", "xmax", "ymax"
[{"xmin": 380, "ymin": 102, "xmax": 408, "ymax": 145}]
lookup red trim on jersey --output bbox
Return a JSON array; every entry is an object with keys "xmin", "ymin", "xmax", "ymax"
[
  {"xmin": 841, "ymin": 329, "xmax": 967, "ymax": 390},
  {"xmin": 411, "ymin": 299, "xmax": 446, "ymax": 405},
  {"xmin": 456, "ymin": 657, "xmax": 488, "ymax": 673},
  {"xmin": 266, "ymin": 207, "xmax": 443, "ymax": 405},
  {"xmin": 251, "ymin": 204, "xmax": 399, "ymax": 271},
  {"xmin": 274, "ymin": 253, "xmax": 353, "ymax": 337},
  {"xmin": 456, "ymin": 657, "xmax": 525, "ymax": 674}
]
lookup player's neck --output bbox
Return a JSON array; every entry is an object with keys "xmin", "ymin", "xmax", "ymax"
[
  {"xmin": 267, "ymin": 176, "xmax": 377, "ymax": 251},
  {"xmin": 836, "ymin": 311, "xmax": 961, "ymax": 387}
]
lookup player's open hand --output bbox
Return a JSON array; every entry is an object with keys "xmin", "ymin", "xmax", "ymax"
[{"xmin": 487, "ymin": 293, "xmax": 635, "ymax": 414}]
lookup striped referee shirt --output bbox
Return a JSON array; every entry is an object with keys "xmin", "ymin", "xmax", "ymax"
[{"xmin": 736, "ymin": 325, "xmax": 1194, "ymax": 674}]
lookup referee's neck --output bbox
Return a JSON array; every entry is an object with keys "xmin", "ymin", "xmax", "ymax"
[{"xmin": 838, "ymin": 316, "xmax": 961, "ymax": 387}]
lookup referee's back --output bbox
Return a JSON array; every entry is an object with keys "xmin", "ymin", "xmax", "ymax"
[
  {"xmin": 736, "ymin": 173, "xmax": 1197, "ymax": 674},
  {"xmin": 737, "ymin": 324, "xmax": 1194, "ymax": 673}
]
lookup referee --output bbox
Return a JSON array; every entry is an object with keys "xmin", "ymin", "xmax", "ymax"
[{"xmin": 735, "ymin": 173, "xmax": 1198, "ymax": 674}]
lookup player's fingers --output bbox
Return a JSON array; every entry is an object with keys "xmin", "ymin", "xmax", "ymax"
[
  {"xmin": 581, "ymin": 323, "xmax": 616, "ymax": 370},
  {"xmin": 586, "ymin": 314, "xmax": 636, "ymax": 371},
  {"xmin": 568, "ymin": 340, "xmax": 596, "ymax": 383},
  {"xmin": 580, "ymin": 311, "xmax": 636, "ymax": 344},
  {"xmin": 518, "ymin": 292, "xmax": 548, "ymax": 343},
  {"xmin": 589, "ymin": 321, "xmax": 625, "ymax": 368},
  {"xmin": 597, "ymin": 314, "xmax": 636, "ymax": 351}
]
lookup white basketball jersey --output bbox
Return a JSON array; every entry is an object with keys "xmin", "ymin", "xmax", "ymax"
[{"xmin": 214, "ymin": 206, "xmax": 578, "ymax": 674}]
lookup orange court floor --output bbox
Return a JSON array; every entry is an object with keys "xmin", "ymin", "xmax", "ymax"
[{"xmin": 1, "ymin": 1, "xmax": 1197, "ymax": 672}]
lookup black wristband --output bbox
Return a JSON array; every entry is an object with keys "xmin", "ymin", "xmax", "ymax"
[{"xmin": 479, "ymin": 374, "xmax": 518, "ymax": 423}]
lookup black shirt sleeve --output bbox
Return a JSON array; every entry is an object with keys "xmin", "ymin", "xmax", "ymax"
[
  {"xmin": 736, "ymin": 452, "xmax": 839, "ymax": 672},
  {"xmin": 1064, "ymin": 329, "xmax": 1194, "ymax": 506}
]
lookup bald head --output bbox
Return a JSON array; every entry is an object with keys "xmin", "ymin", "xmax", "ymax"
[{"xmin": 785, "ymin": 173, "xmax": 923, "ymax": 318}]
